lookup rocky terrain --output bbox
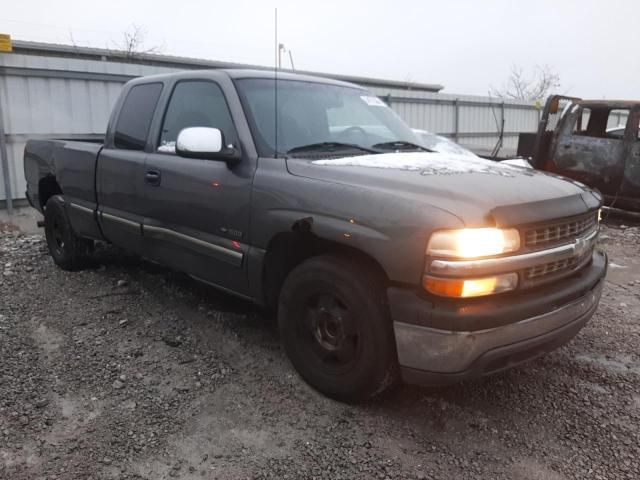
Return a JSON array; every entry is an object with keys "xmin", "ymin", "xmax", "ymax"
[{"xmin": 0, "ymin": 221, "xmax": 638, "ymax": 479}]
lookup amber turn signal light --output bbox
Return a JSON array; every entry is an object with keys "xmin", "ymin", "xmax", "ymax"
[{"xmin": 423, "ymin": 273, "xmax": 518, "ymax": 298}]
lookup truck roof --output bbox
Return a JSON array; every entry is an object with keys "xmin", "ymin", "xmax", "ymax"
[
  {"xmin": 577, "ymin": 99, "xmax": 640, "ymax": 110},
  {"xmin": 126, "ymin": 68, "xmax": 366, "ymax": 90}
]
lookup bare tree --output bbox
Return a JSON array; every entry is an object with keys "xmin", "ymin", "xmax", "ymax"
[
  {"xmin": 113, "ymin": 24, "xmax": 164, "ymax": 58},
  {"xmin": 491, "ymin": 64, "xmax": 561, "ymax": 102}
]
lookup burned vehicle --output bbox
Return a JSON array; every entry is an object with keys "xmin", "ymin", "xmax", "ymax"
[
  {"xmin": 522, "ymin": 95, "xmax": 640, "ymax": 212},
  {"xmin": 24, "ymin": 71, "xmax": 606, "ymax": 402}
]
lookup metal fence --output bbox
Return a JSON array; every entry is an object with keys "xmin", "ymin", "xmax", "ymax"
[{"xmin": 0, "ymin": 41, "xmax": 541, "ymax": 210}]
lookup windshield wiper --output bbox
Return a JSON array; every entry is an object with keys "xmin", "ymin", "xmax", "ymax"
[
  {"xmin": 287, "ymin": 142, "xmax": 377, "ymax": 155},
  {"xmin": 372, "ymin": 141, "xmax": 432, "ymax": 152}
]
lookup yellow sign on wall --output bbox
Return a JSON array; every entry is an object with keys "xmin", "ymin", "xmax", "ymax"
[{"xmin": 0, "ymin": 34, "xmax": 12, "ymax": 53}]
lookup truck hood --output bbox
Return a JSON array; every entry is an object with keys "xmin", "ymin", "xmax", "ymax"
[{"xmin": 286, "ymin": 152, "xmax": 601, "ymax": 227}]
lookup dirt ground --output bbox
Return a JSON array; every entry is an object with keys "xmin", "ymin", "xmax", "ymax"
[{"xmin": 0, "ymin": 219, "xmax": 638, "ymax": 480}]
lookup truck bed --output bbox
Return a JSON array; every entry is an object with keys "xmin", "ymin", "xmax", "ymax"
[{"xmin": 24, "ymin": 139, "xmax": 103, "ymax": 213}]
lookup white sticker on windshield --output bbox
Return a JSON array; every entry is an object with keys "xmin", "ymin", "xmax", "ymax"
[{"xmin": 360, "ymin": 95, "xmax": 387, "ymax": 107}]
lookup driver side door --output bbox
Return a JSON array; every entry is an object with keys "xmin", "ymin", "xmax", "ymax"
[{"xmin": 142, "ymin": 79, "xmax": 254, "ymax": 295}]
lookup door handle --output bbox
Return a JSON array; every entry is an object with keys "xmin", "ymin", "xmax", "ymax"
[{"xmin": 145, "ymin": 169, "xmax": 161, "ymax": 186}]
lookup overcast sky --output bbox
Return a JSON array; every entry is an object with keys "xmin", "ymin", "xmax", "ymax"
[{"xmin": 1, "ymin": 0, "xmax": 638, "ymax": 98}]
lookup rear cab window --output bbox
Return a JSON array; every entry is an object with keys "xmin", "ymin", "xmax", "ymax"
[
  {"xmin": 569, "ymin": 106, "xmax": 633, "ymax": 140},
  {"xmin": 157, "ymin": 80, "xmax": 238, "ymax": 154},
  {"xmin": 114, "ymin": 83, "xmax": 163, "ymax": 150},
  {"xmin": 606, "ymin": 110, "xmax": 634, "ymax": 140}
]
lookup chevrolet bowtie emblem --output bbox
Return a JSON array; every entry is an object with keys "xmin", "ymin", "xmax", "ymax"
[{"xmin": 573, "ymin": 236, "xmax": 590, "ymax": 257}]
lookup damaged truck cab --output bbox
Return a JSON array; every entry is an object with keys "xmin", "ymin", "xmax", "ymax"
[
  {"xmin": 524, "ymin": 95, "xmax": 640, "ymax": 212},
  {"xmin": 24, "ymin": 70, "xmax": 607, "ymax": 402}
]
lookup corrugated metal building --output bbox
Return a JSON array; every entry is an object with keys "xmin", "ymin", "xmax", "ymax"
[{"xmin": 0, "ymin": 40, "xmax": 539, "ymax": 209}]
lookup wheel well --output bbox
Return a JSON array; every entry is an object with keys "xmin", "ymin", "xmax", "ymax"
[
  {"xmin": 262, "ymin": 231, "xmax": 389, "ymax": 310},
  {"xmin": 39, "ymin": 176, "xmax": 62, "ymax": 210}
]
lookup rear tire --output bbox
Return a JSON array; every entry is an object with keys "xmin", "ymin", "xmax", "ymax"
[
  {"xmin": 278, "ymin": 254, "xmax": 398, "ymax": 402},
  {"xmin": 44, "ymin": 195, "xmax": 92, "ymax": 271}
]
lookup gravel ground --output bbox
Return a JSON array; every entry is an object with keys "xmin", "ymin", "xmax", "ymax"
[{"xmin": 0, "ymin": 221, "xmax": 639, "ymax": 480}]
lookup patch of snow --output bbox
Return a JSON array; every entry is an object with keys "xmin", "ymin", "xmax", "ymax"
[
  {"xmin": 157, "ymin": 141, "xmax": 176, "ymax": 154},
  {"xmin": 312, "ymin": 151, "xmax": 520, "ymax": 176},
  {"xmin": 429, "ymin": 139, "xmax": 477, "ymax": 158},
  {"xmin": 501, "ymin": 158, "xmax": 533, "ymax": 168},
  {"xmin": 608, "ymin": 262, "xmax": 627, "ymax": 269}
]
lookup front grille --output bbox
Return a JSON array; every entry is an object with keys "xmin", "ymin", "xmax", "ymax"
[
  {"xmin": 519, "ymin": 211, "xmax": 599, "ymax": 287},
  {"xmin": 524, "ymin": 211, "xmax": 598, "ymax": 249},
  {"xmin": 522, "ymin": 249, "xmax": 593, "ymax": 288},
  {"xmin": 526, "ymin": 257, "xmax": 579, "ymax": 279},
  {"xmin": 524, "ymin": 253, "xmax": 593, "ymax": 280}
]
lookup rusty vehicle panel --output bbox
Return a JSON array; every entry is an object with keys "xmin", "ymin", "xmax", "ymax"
[{"xmin": 526, "ymin": 95, "xmax": 640, "ymax": 212}]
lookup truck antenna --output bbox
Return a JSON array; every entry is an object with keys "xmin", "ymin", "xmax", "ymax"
[{"xmin": 274, "ymin": 7, "xmax": 278, "ymax": 159}]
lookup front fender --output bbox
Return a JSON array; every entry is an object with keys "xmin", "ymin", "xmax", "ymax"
[{"xmin": 251, "ymin": 162, "xmax": 463, "ymax": 285}]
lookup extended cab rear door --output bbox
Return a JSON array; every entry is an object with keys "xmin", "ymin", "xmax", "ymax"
[
  {"xmin": 141, "ymin": 73, "xmax": 257, "ymax": 295},
  {"xmin": 97, "ymin": 82, "xmax": 164, "ymax": 254}
]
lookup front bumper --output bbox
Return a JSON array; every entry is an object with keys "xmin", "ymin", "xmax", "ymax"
[{"xmin": 391, "ymin": 250, "xmax": 607, "ymax": 386}]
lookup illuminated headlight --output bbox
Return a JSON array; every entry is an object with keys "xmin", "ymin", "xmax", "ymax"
[
  {"xmin": 427, "ymin": 228, "xmax": 520, "ymax": 259},
  {"xmin": 423, "ymin": 273, "xmax": 518, "ymax": 298}
]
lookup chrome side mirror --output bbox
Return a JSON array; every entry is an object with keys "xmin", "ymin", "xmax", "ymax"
[
  {"xmin": 176, "ymin": 127, "xmax": 223, "ymax": 158},
  {"xmin": 173, "ymin": 127, "xmax": 240, "ymax": 163}
]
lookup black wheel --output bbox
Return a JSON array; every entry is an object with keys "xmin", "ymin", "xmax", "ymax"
[
  {"xmin": 44, "ymin": 195, "xmax": 92, "ymax": 271},
  {"xmin": 278, "ymin": 254, "xmax": 398, "ymax": 402}
]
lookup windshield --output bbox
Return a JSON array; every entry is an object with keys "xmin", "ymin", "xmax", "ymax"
[{"xmin": 235, "ymin": 78, "xmax": 420, "ymax": 156}]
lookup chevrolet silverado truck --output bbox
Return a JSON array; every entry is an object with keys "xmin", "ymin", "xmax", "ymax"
[{"xmin": 24, "ymin": 70, "xmax": 607, "ymax": 402}]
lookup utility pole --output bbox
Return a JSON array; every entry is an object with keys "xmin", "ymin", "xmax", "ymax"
[
  {"xmin": 0, "ymin": 95, "xmax": 12, "ymax": 215},
  {"xmin": 278, "ymin": 43, "xmax": 295, "ymax": 70},
  {"xmin": 278, "ymin": 43, "xmax": 284, "ymax": 69}
]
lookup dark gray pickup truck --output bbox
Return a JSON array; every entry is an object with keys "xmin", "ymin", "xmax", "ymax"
[{"xmin": 24, "ymin": 69, "xmax": 607, "ymax": 401}]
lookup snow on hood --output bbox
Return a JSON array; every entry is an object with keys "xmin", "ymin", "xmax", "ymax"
[
  {"xmin": 428, "ymin": 140, "xmax": 477, "ymax": 158},
  {"xmin": 312, "ymin": 151, "xmax": 521, "ymax": 177},
  {"xmin": 500, "ymin": 158, "xmax": 533, "ymax": 168}
]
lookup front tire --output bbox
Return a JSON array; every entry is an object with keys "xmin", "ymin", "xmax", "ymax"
[
  {"xmin": 44, "ymin": 195, "xmax": 92, "ymax": 271},
  {"xmin": 278, "ymin": 254, "xmax": 398, "ymax": 402}
]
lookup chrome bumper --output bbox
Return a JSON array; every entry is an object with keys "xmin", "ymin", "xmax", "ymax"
[{"xmin": 394, "ymin": 275, "xmax": 604, "ymax": 378}]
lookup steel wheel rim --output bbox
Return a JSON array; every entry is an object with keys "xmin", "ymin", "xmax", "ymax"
[
  {"xmin": 300, "ymin": 292, "xmax": 361, "ymax": 372},
  {"xmin": 51, "ymin": 213, "xmax": 65, "ymax": 256}
]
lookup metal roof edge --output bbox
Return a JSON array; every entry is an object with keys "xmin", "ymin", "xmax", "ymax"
[{"xmin": 9, "ymin": 40, "xmax": 444, "ymax": 92}]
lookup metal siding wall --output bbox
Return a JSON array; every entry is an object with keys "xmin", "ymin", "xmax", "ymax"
[
  {"xmin": 0, "ymin": 52, "xmax": 163, "ymax": 201},
  {"xmin": 0, "ymin": 71, "xmax": 128, "ymax": 200},
  {"xmin": 1, "ymin": 52, "xmax": 541, "ymax": 202},
  {"xmin": 369, "ymin": 85, "xmax": 539, "ymax": 153}
]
